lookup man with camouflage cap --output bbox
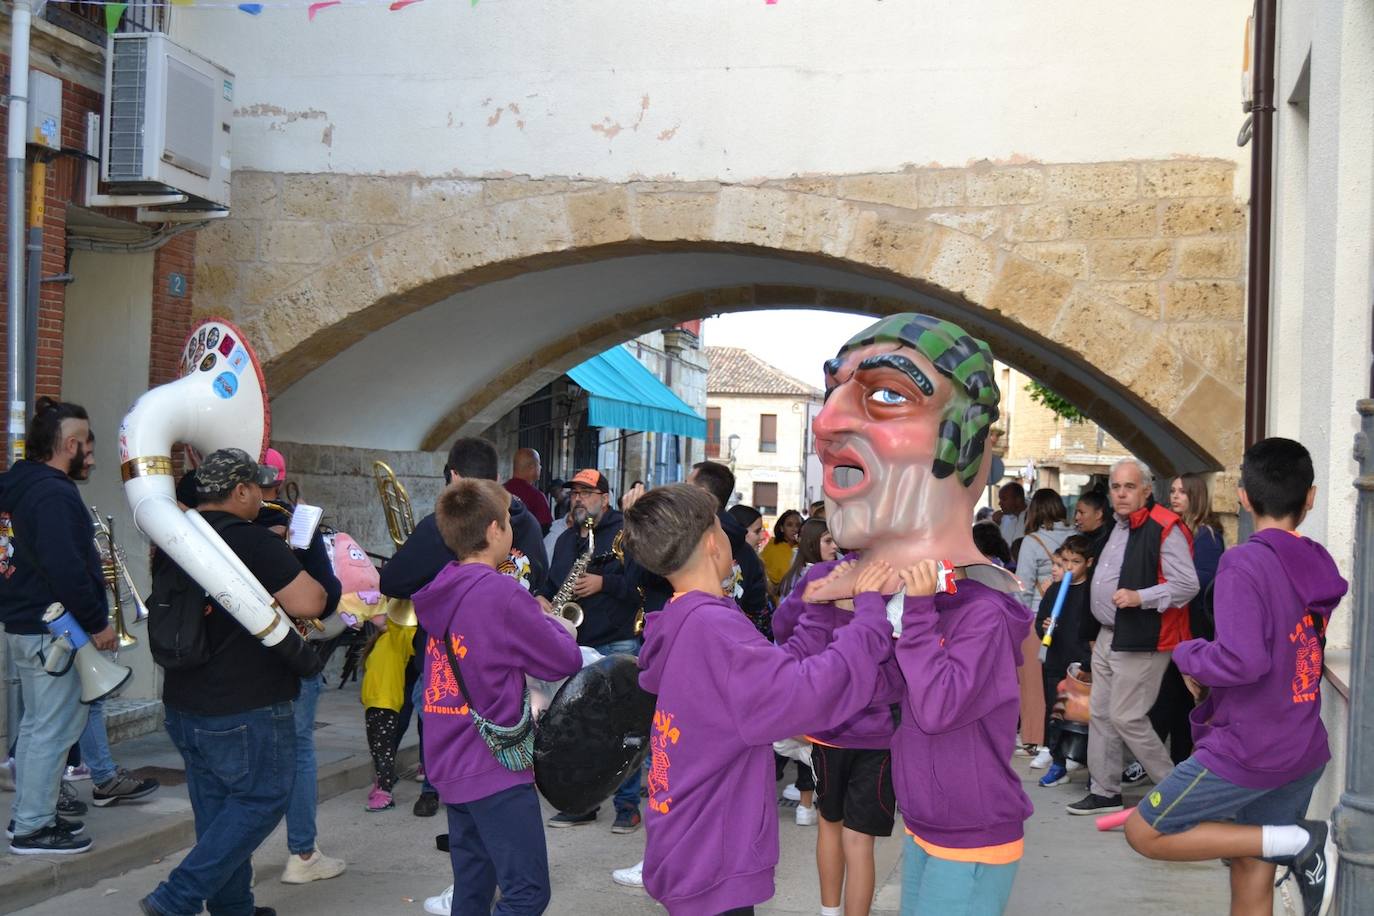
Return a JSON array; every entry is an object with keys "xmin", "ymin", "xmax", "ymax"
[{"xmin": 142, "ymin": 448, "xmax": 329, "ymax": 916}]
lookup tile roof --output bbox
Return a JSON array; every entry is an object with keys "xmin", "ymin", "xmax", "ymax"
[{"xmin": 706, "ymin": 346, "xmax": 823, "ymax": 397}]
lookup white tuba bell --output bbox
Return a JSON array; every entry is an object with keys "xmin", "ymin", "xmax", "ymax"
[{"xmin": 119, "ymin": 318, "xmax": 316, "ymax": 673}]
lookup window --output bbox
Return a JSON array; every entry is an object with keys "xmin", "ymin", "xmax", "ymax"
[
  {"xmin": 759, "ymin": 414, "xmax": 777, "ymax": 453},
  {"xmin": 706, "ymin": 407, "xmax": 722, "ymax": 458},
  {"xmin": 753, "ymin": 482, "xmax": 779, "ymax": 515}
]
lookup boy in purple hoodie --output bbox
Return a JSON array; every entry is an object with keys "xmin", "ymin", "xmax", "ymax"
[
  {"xmin": 412, "ymin": 480, "xmax": 582, "ymax": 915},
  {"xmin": 1125, "ymin": 438, "xmax": 1348, "ymax": 916},
  {"xmin": 624, "ymin": 484, "xmax": 895, "ymax": 916}
]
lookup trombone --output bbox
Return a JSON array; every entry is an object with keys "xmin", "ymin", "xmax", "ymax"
[
  {"xmin": 372, "ymin": 460, "xmax": 415, "ymax": 550},
  {"xmin": 91, "ymin": 507, "xmax": 149, "ymax": 650}
]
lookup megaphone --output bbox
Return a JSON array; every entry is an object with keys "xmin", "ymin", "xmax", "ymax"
[{"xmin": 42, "ymin": 603, "xmax": 132, "ymax": 704}]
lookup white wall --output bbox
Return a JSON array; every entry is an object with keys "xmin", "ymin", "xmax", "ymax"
[
  {"xmin": 60, "ymin": 250, "xmax": 158, "ymax": 700},
  {"xmin": 1268, "ymin": 0, "xmax": 1374, "ymax": 653},
  {"xmin": 170, "ymin": 0, "xmax": 1249, "ymax": 183}
]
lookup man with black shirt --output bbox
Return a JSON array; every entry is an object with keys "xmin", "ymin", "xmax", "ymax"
[
  {"xmin": 141, "ymin": 449, "xmax": 328, "ymax": 916},
  {"xmin": 538, "ymin": 469, "xmax": 643, "ymax": 833},
  {"xmin": 379, "ymin": 437, "xmax": 548, "ymax": 819},
  {"xmin": 0, "ymin": 398, "xmax": 115, "ymax": 855},
  {"xmin": 686, "ymin": 460, "xmax": 771, "ymax": 637}
]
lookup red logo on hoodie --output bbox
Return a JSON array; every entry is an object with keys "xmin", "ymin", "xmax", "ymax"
[
  {"xmin": 0, "ymin": 512, "xmax": 13, "ymax": 580},
  {"xmin": 648, "ymin": 710, "xmax": 680, "ymax": 814},
  {"xmin": 1289, "ymin": 616, "xmax": 1323, "ymax": 705},
  {"xmin": 423, "ymin": 635, "xmax": 470, "ymax": 716}
]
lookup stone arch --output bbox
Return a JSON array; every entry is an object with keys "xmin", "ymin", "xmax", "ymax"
[{"xmin": 195, "ymin": 163, "xmax": 1247, "ymax": 472}]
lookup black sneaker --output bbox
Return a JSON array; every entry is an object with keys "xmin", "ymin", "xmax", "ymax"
[
  {"xmin": 1122, "ymin": 762, "xmax": 1147, "ymax": 785},
  {"xmin": 1066, "ymin": 793, "xmax": 1124, "ymax": 816},
  {"xmin": 92, "ymin": 768, "xmax": 160, "ymax": 807},
  {"xmin": 611, "ymin": 808, "xmax": 642, "ymax": 834},
  {"xmin": 547, "ymin": 809, "xmax": 598, "ymax": 828},
  {"xmin": 9, "ymin": 823, "xmax": 93, "ymax": 855},
  {"xmin": 412, "ymin": 791, "xmax": 440, "ymax": 818},
  {"xmin": 57, "ymin": 781, "xmax": 88, "ymax": 818},
  {"xmin": 1283, "ymin": 819, "xmax": 1336, "ymax": 916},
  {"xmin": 6, "ymin": 815, "xmax": 84, "ymax": 839}
]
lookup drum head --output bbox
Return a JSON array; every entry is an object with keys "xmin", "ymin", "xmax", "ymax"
[{"xmin": 534, "ymin": 653, "xmax": 656, "ymax": 815}]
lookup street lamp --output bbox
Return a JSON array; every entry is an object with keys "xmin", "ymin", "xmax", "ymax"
[{"xmin": 727, "ymin": 433, "xmax": 741, "ymax": 467}]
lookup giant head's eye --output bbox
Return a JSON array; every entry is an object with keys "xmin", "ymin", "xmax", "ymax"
[{"xmin": 868, "ymin": 388, "xmax": 908, "ymax": 406}]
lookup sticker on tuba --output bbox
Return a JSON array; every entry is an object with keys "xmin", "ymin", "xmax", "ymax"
[{"xmin": 212, "ymin": 372, "xmax": 239, "ymax": 400}]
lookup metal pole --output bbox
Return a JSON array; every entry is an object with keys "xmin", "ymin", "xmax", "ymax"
[
  {"xmin": 6, "ymin": 0, "xmax": 33, "ymax": 467},
  {"xmin": 1335, "ymin": 400, "xmax": 1374, "ymax": 913}
]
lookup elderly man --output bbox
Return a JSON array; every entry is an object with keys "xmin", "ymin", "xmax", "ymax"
[
  {"xmin": 504, "ymin": 447, "xmax": 554, "ymax": 535},
  {"xmin": 1067, "ymin": 458, "xmax": 1199, "ymax": 816}
]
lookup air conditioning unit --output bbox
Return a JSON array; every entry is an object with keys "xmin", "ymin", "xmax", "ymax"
[{"xmin": 102, "ymin": 33, "xmax": 234, "ymax": 209}]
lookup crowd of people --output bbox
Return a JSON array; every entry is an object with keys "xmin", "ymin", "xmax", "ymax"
[{"xmin": 0, "ymin": 388, "xmax": 1348, "ymax": 916}]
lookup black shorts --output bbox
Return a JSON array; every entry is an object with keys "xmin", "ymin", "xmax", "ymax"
[{"xmin": 812, "ymin": 745, "xmax": 896, "ymax": 837}]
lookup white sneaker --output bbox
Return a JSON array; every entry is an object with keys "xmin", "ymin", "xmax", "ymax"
[
  {"xmin": 1065, "ymin": 759, "xmax": 1083, "ymax": 771},
  {"xmin": 1029, "ymin": 748, "xmax": 1054, "ymax": 770},
  {"xmin": 795, "ymin": 804, "xmax": 818, "ymax": 826},
  {"xmin": 782, "ymin": 783, "xmax": 801, "ymax": 802},
  {"xmin": 612, "ymin": 860, "xmax": 645, "ymax": 888},
  {"xmin": 424, "ymin": 884, "xmax": 453, "ymax": 915},
  {"xmin": 281, "ymin": 848, "xmax": 346, "ymax": 884}
]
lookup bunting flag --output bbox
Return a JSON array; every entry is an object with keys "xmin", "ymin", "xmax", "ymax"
[
  {"xmin": 104, "ymin": 1, "xmax": 127, "ymax": 33},
  {"xmin": 71, "ymin": 0, "xmax": 783, "ymax": 24}
]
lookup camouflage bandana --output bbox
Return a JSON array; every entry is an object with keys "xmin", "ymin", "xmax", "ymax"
[
  {"xmin": 196, "ymin": 447, "xmax": 278, "ymax": 496},
  {"xmin": 825, "ymin": 313, "xmax": 1000, "ymax": 487}
]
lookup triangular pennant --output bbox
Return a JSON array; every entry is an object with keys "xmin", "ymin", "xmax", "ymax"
[
  {"xmin": 105, "ymin": 2, "xmax": 128, "ymax": 34},
  {"xmin": 308, "ymin": 1, "xmax": 341, "ymax": 20},
  {"xmin": 238, "ymin": 3, "xmax": 264, "ymax": 13},
  {"xmin": 390, "ymin": 0, "xmax": 424, "ymax": 10}
]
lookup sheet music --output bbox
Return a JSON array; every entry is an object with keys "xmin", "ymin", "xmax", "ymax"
[{"xmin": 288, "ymin": 502, "xmax": 323, "ymax": 549}]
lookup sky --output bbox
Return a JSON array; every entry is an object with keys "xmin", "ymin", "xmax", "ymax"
[{"xmin": 699, "ymin": 309, "xmax": 876, "ymax": 390}]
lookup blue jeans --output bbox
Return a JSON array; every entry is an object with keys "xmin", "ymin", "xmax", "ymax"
[
  {"xmin": 448, "ymin": 783, "xmax": 550, "ymax": 916},
  {"xmin": 285, "ymin": 674, "xmax": 321, "ymax": 854},
  {"xmin": 78, "ymin": 698, "xmax": 118, "ymax": 785},
  {"xmin": 6, "ymin": 632, "xmax": 89, "ymax": 836},
  {"xmin": 412, "ymin": 674, "xmax": 435, "ymax": 795},
  {"xmin": 901, "ymin": 834, "xmax": 1019, "ymax": 916},
  {"xmin": 594, "ymin": 638, "xmax": 641, "ymax": 814},
  {"xmin": 147, "ymin": 703, "xmax": 295, "ymax": 916}
]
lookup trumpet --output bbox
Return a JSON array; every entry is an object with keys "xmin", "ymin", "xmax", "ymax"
[
  {"xmin": 91, "ymin": 506, "xmax": 149, "ymax": 650},
  {"xmin": 372, "ymin": 460, "xmax": 415, "ymax": 550}
]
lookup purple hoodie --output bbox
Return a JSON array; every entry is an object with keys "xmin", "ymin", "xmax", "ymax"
[
  {"xmin": 889, "ymin": 581, "xmax": 1034, "ymax": 849},
  {"xmin": 413, "ymin": 562, "xmax": 581, "ymax": 804},
  {"xmin": 1174, "ymin": 528, "xmax": 1348, "ymax": 789},
  {"xmin": 637, "ymin": 589, "xmax": 893, "ymax": 915},
  {"xmin": 772, "ymin": 560, "xmax": 900, "ymax": 749}
]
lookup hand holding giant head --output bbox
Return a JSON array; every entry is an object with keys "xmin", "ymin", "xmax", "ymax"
[{"xmin": 807, "ymin": 313, "xmax": 1015, "ymax": 600}]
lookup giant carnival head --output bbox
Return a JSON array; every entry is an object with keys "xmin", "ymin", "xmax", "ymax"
[{"xmin": 814, "ymin": 313, "xmax": 1001, "ymax": 569}]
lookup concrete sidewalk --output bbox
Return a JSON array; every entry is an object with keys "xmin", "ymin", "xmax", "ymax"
[
  {"xmin": 3, "ymin": 672, "xmax": 1236, "ymax": 915},
  {"xmin": 0, "ymin": 674, "xmax": 416, "ymax": 915}
]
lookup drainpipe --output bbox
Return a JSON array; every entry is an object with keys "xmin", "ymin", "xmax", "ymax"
[
  {"xmin": 6, "ymin": 0, "xmax": 32, "ymax": 467},
  {"xmin": 1243, "ymin": 0, "xmax": 1276, "ymax": 452},
  {"xmin": 3, "ymin": 0, "xmax": 34, "ymax": 759}
]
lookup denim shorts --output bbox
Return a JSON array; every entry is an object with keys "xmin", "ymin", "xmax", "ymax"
[{"xmin": 1136, "ymin": 756, "xmax": 1324, "ymax": 840}]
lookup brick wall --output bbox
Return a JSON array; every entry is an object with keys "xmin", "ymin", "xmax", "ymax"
[{"xmin": 0, "ymin": 51, "xmax": 198, "ymax": 464}]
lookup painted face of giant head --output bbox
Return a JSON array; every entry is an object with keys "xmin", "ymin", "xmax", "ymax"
[{"xmin": 813, "ymin": 314, "xmax": 1000, "ymax": 560}]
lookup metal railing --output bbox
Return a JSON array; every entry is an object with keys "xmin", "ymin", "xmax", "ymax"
[{"xmin": 40, "ymin": 0, "xmax": 164, "ymax": 45}]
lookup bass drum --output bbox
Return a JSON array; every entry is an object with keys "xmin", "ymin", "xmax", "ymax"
[{"xmin": 534, "ymin": 653, "xmax": 655, "ymax": 815}]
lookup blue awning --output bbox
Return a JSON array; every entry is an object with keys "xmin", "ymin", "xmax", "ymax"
[{"xmin": 566, "ymin": 345, "xmax": 707, "ymax": 439}]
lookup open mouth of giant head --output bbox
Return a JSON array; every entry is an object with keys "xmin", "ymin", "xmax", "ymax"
[{"xmin": 821, "ymin": 443, "xmax": 872, "ymax": 499}]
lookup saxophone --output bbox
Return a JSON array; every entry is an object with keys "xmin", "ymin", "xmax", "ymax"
[{"xmin": 550, "ymin": 516, "xmax": 596, "ymax": 629}]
